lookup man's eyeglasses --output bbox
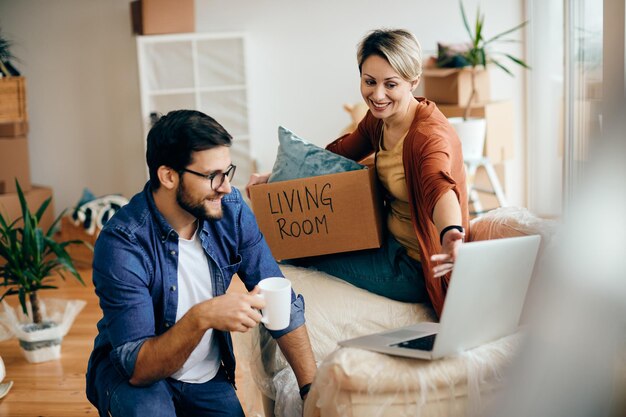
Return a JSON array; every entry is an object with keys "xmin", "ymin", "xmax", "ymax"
[{"xmin": 181, "ymin": 164, "xmax": 237, "ymax": 191}]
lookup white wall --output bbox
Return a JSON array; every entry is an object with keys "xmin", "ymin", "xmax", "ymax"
[
  {"xmin": 0, "ymin": 0, "xmax": 527, "ymax": 214},
  {"xmin": 0, "ymin": 0, "xmax": 145, "ymax": 215}
]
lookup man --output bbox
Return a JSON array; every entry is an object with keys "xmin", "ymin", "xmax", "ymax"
[{"xmin": 86, "ymin": 110, "xmax": 316, "ymax": 416}]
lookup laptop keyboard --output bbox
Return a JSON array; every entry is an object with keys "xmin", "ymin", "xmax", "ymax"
[{"xmin": 392, "ymin": 333, "xmax": 437, "ymax": 351}]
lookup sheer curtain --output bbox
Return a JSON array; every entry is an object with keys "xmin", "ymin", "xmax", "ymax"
[
  {"xmin": 564, "ymin": 0, "xmax": 625, "ymax": 214},
  {"xmin": 527, "ymin": 0, "xmax": 618, "ymax": 218},
  {"xmin": 563, "ymin": 0, "xmax": 604, "ymax": 212},
  {"xmin": 526, "ymin": 0, "xmax": 565, "ymax": 217}
]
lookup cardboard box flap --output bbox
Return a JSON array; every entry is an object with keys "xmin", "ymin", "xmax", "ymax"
[
  {"xmin": 422, "ymin": 67, "xmax": 464, "ymax": 77},
  {"xmin": 422, "ymin": 66, "xmax": 488, "ymax": 77}
]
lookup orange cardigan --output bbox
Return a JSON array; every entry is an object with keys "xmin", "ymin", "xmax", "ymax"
[{"xmin": 326, "ymin": 97, "xmax": 469, "ymax": 317}]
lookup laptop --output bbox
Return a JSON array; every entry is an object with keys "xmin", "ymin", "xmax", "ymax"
[{"xmin": 338, "ymin": 235, "xmax": 541, "ymax": 360}]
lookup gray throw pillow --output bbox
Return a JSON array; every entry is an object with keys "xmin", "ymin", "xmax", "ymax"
[{"xmin": 268, "ymin": 126, "xmax": 364, "ymax": 183}]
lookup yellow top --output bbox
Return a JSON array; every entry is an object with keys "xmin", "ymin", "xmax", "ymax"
[{"xmin": 376, "ymin": 133, "xmax": 421, "ymax": 262}]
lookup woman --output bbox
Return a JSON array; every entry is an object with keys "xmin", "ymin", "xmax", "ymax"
[{"xmin": 248, "ymin": 29, "xmax": 469, "ymax": 317}]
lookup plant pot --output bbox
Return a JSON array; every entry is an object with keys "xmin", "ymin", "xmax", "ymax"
[
  {"xmin": 18, "ymin": 321, "xmax": 63, "ymax": 363},
  {"xmin": 0, "ymin": 298, "xmax": 86, "ymax": 363},
  {"xmin": 448, "ymin": 117, "xmax": 487, "ymax": 160}
]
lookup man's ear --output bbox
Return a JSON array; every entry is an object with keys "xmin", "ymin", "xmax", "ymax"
[{"xmin": 157, "ymin": 165, "xmax": 178, "ymax": 190}]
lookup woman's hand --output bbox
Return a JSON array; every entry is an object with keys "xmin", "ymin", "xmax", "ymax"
[
  {"xmin": 430, "ymin": 228, "xmax": 465, "ymax": 278},
  {"xmin": 245, "ymin": 172, "xmax": 271, "ymax": 198}
]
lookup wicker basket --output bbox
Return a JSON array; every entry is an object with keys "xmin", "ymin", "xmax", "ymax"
[{"xmin": 0, "ymin": 76, "xmax": 27, "ymax": 122}]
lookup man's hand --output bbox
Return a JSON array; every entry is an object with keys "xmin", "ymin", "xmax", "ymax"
[
  {"xmin": 129, "ymin": 287, "xmax": 266, "ymax": 386},
  {"xmin": 245, "ymin": 173, "xmax": 271, "ymax": 198},
  {"xmin": 430, "ymin": 228, "xmax": 465, "ymax": 278},
  {"xmin": 193, "ymin": 287, "xmax": 265, "ymax": 333}
]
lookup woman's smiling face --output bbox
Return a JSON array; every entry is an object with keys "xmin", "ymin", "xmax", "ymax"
[{"xmin": 360, "ymin": 54, "xmax": 416, "ymax": 121}]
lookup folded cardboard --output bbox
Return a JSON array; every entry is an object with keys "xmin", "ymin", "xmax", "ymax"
[
  {"xmin": 249, "ymin": 168, "xmax": 383, "ymax": 260},
  {"xmin": 0, "ymin": 120, "xmax": 29, "ymax": 137},
  {"xmin": 131, "ymin": 0, "xmax": 195, "ymax": 35},
  {"xmin": 0, "ymin": 186, "xmax": 54, "ymax": 232},
  {"xmin": 423, "ymin": 67, "xmax": 490, "ymax": 105},
  {"xmin": 0, "ymin": 136, "xmax": 31, "ymax": 193},
  {"xmin": 438, "ymin": 101, "xmax": 514, "ymax": 163}
]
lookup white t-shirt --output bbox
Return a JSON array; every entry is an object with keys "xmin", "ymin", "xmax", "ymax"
[{"xmin": 170, "ymin": 228, "xmax": 221, "ymax": 383}]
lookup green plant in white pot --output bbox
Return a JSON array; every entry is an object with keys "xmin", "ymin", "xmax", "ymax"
[
  {"xmin": 0, "ymin": 180, "xmax": 88, "ymax": 363},
  {"xmin": 445, "ymin": 1, "xmax": 530, "ymax": 160}
]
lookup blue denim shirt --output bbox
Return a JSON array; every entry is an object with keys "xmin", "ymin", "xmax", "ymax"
[{"xmin": 86, "ymin": 182, "xmax": 306, "ymax": 415}]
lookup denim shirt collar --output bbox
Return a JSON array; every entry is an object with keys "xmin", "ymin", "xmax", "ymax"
[
  {"xmin": 144, "ymin": 181, "xmax": 217, "ymax": 247},
  {"xmin": 144, "ymin": 181, "xmax": 179, "ymax": 243}
]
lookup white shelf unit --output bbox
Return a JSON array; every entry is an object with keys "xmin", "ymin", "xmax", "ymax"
[{"xmin": 136, "ymin": 32, "xmax": 252, "ymax": 189}]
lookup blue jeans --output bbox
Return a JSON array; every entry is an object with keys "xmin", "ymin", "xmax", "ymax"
[
  {"xmin": 287, "ymin": 234, "xmax": 428, "ymax": 304},
  {"xmin": 108, "ymin": 367, "xmax": 244, "ymax": 417}
]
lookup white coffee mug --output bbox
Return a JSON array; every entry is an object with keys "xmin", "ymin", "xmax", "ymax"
[{"xmin": 257, "ymin": 277, "xmax": 292, "ymax": 331}]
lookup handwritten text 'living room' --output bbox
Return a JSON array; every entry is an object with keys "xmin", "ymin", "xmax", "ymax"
[{"xmin": 265, "ymin": 183, "xmax": 334, "ymax": 239}]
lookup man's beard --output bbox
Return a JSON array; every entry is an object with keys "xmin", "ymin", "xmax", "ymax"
[{"xmin": 176, "ymin": 181, "xmax": 223, "ymax": 221}]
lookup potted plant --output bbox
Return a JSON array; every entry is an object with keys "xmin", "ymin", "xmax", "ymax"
[
  {"xmin": 443, "ymin": 1, "xmax": 530, "ymax": 159},
  {"xmin": 0, "ymin": 29, "xmax": 16, "ymax": 77},
  {"xmin": 0, "ymin": 180, "xmax": 88, "ymax": 363},
  {"xmin": 458, "ymin": 1, "xmax": 529, "ymax": 118}
]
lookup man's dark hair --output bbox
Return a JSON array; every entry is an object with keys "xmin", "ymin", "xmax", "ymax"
[{"xmin": 146, "ymin": 110, "xmax": 232, "ymax": 189}]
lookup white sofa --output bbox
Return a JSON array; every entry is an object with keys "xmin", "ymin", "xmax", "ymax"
[{"xmin": 236, "ymin": 207, "xmax": 557, "ymax": 417}]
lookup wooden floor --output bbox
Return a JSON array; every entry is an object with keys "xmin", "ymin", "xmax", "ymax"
[{"xmin": 0, "ymin": 269, "xmax": 262, "ymax": 417}]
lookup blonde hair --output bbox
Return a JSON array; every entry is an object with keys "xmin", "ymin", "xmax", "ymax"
[{"xmin": 357, "ymin": 29, "xmax": 422, "ymax": 82}]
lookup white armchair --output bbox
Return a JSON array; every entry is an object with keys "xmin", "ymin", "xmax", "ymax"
[{"xmin": 237, "ymin": 207, "xmax": 557, "ymax": 417}]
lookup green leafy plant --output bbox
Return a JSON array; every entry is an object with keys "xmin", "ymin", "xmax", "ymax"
[
  {"xmin": 457, "ymin": 1, "xmax": 530, "ymax": 119},
  {"xmin": 0, "ymin": 180, "xmax": 87, "ymax": 324},
  {"xmin": 0, "ymin": 29, "xmax": 16, "ymax": 77}
]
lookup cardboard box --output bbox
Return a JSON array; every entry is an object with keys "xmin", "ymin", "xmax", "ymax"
[
  {"xmin": 131, "ymin": 0, "xmax": 195, "ymax": 35},
  {"xmin": 423, "ymin": 67, "xmax": 490, "ymax": 105},
  {"xmin": 0, "ymin": 186, "xmax": 54, "ymax": 232},
  {"xmin": 0, "ymin": 120, "xmax": 29, "ymax": 137},
  {"xmin": 0, "ymin": 76, "xmax": 27, "ymax": 122},
  {"xmin": 438, "ymin": 101, "xmax": 514, "ymax": 163},
  {"xmin": 249, "ymin": 168, "xmax": 384, "ymax": 260},
  {"xmin": 0, "ymin": 136, "xmax": 31, "ymax": 194},
  {"xmin": 56, "ymin": 216, "xmax": 97, "ymax": 267}
]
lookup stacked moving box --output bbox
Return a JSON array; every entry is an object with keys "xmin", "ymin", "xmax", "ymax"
[
  {"xmin": 0, "ymin": 75, "xmax": 54, "ymax": 231},
  {"xmin": 422, "ymin": 67, "xmax": 513, "ymax": 211},
  {"xmin": 130, "ymin": 0, "xmax": 195, "ymax": 35}
]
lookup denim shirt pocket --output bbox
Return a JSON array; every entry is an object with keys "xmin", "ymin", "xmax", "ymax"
[{"xmin": 218, "ymin": 254, "xmax": 242, "ymax": 292}]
